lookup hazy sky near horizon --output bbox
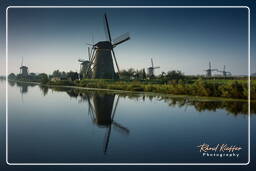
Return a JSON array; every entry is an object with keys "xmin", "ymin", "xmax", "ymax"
[{"xmin": 6, "ymin": 7, "xmax": 249, "ymax": 75}]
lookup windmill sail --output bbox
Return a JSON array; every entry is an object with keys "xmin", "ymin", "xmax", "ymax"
[
  {"xmin": 104, "ymin": 13, "xmax": 112, "ymax": 42},
  {"xmin": 112, "ymin": 33, "xmax": 130, "ymax": 47}
]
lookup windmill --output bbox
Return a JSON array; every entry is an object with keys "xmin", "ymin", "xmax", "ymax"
[
  {"xmin": 88, "ymin": 13, "xmax": 130, "ymax": 79},
  {"xmin": 204, "ymin": 61, "xmax": 218, "ymax": 77},
  {"xmin": 147, "ymin": 58, "xmax": 160, "ymax": 78},
  {"xmin": 87, "ymin": 94, "xmax": 129, "ymax": 154},
  {"xmin": 217, "ymin": 65, "xmax": 232, "ymax": 77},
  {"xmin": 19, "ymin": 57, "xmax": 28, "ymax": 77},
  {"xmin": 78, "ymin": 47, "xmax": 94, "ymax": 79}
]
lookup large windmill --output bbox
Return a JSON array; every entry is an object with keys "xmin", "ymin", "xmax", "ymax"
[
  {"xmin": 217, "ymin": 65, "xmax": 232, "ymax": 77},
  {"xmin": 87, "ymin": 94, "xmax": 129, "ymax": 154},
  {"xmin": 147, "ymin": 58, "xmax": 160, "ymax": 78},
  {"xmin": 204, "ymin": 61, "xmax": 218, "ymax": 77},
  {"xmin": 87, "ymin": 13, "xmax": 130, "ymax": 79}
]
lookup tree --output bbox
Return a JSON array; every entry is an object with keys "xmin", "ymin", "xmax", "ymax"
[
  {"xmin": 127, "ymin": 68, "xmax": 135, "ymax": 79},
  {"xmin": 52, "ymin": 70, "xmax": 61, "ymax": 77},
  {"xmin": 166, "ymin": 70, "xmax": 184, "ymax": 80},
  {"xmin": 119, "ymin": 69, "xmax": 133, "ymax": 80},
  {"xmin": 67, "ymin": 71, "xmax": 79, "ymax": 81},
  {"xmin": 142, "ymin": 69, "xmax": 146, "ymax": 79},
  {"xmin": 160, "ymin": 72, "xmax": 166, "ymax": 78},
  {"xmin": 38, "ymin": 73, "xmax": 49, "ymax": 84}
]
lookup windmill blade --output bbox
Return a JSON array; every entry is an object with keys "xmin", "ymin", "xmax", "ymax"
[
  {"xmin": 103, "ymin": 125, "xmax": 112, "ymax": 154},
  {"xmin": 112, "ymin": 121, "xmax": 130, "ymax": 135},
  {"xmin": 112, "ymin": 32, "xmax": 130, "ymax": 47},
  {"xmin": 78, "ymin": 59, "xmax": 86, "ymax": 63},
  {"xmin": 111, "ymin": 95, "xmax": 120, "ymax": 120},
  {"xmin": 153, "ymin": 66, "xmax": 160, "ymax": 69},
  {"xmin": 111, "ymin": 49, "xmax": 120, "ymax": 74},
  {"xmin": 103, "ymin": 95, "xmax": 120, "ymax": 154},
  {"xmin": 90, "ymin": 47, "xmax": 94, "ymax": 61},
  {"xmin": 88, "ymin": 47, "xmax": 91, "ymax": 61},
  {"xmin": 79, "ymin": 63, "xmax": 81, "ymax": 74},
  {"xmin": 91, "ymin": 33, "xmax": 94, "ymax": 45},
  {"xmin": 90, "ymin": 48, "xmax": 96, "ymax": 64},
  {"xmin": 87, "ymin": 43, "xmax": 94, "ymax": 46},
  {"xmin": 151, "ymin": 58, "xmax": 154, "ymax": 67},
  {"xmin": 88, "ymin": 97, "xmax": 96, "ymax": 118},
  {"xmin": 21, "ymin": 56, "xmax": 23, "ymax": 67},
  {"xmin": 104, "ymin": 13, "xmax": 112, "ymax": 42}
]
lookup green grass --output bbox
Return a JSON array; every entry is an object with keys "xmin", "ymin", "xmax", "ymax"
[
  {"xmin": 70, "ymin": 79, "xmax": 255, "ymax": 100},
  {"xmin": 12, "ymin": 77, "xmax": 255, "ymax": 100}
]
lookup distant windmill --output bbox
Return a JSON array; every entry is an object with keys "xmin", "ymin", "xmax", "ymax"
[
  {"xmin": 88, "ymin": 13, "xmax": 130, "ymax": 79},
  {"xmin": 147, "ymin": 58, "xmax": 160, "ymax": 78},
  {"xmin": 204, "ymin": 61, "xmax": 218, "ymax": 77},
  {"xmin": 78, "ymin": 47, "xmax": 93, "ymax": 79},
  {"xmin": 19, "ymin": 57, "xmax": 28, "ymax": 77},
  {"xmin": 217, "ymin": 65, "xmax": 232, "ymax": 77}
]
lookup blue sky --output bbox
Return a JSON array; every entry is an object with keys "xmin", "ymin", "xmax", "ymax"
[{"xmin": 0, "ymin": 1, "xmax": 253, "ymax": 76}]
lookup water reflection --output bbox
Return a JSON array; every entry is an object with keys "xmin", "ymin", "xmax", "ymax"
[
  {"xmin": 39, "ymin": 85, "xmax": 49, "ymax": 96},
  {"xmin": 8, "ymin": 80, "xmax": 16, "ymax": 87},
  {"xmin": 90, "ymin": 94, "xmax": 129, "ymax": 154},
  {"xmin": 42, "ymin": 86, "xmax": 130, "ymax": 154},
  {"xmin": 51, "ymin": 88, "xmax": 256, "ymax": 116},
  {"xmin": 11, "ymin": 81, "xmax": 255, "ymax": 116},
  {"xmin": 14, "ymin": 81, "xmax": 36, "ymax": 95},
  {"xmin": 162, "ymin": 97, "xmax": 253, "ymax": 115},
  {"xmin": 7, "ymin": 81, "xmax": 249, "ymax": 162}
]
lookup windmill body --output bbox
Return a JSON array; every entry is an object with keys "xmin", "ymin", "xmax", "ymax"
[
  {"xmin": 79, "ymin": 60, "xmax": 92, "ymax": 79},
  {"xmin": 217, "ymin": 65, "xmax": 232, "ymax": 77},
  {"xmin": 204, "ymin": 61, "xmax": 217, "ymax": 77},
  {"xmin": 147, "ymin": 58, "xmax": 160, "ymax": 78},
  {"xmin": 147, "ymin": 67, "xmax": 154, "ymax": 77},
  {"xmin": 92, "ymin": 41, "xmax": 115, "ymax": 79},
  {"xmin": 19, "ymin": 57, "xmax": 28, "ymax": 77},
  {"xmin": 20, "ymin": 66, "xmax": 28, "ymax": 76}
]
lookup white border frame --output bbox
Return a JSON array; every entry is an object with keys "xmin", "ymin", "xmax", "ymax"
[{"xmin": 5, "ymin": 6, "xmax": 251, "ymax": 166}]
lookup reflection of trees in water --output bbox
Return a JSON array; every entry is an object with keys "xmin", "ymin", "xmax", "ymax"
[
  {"xmin": 14, "ymin": 82, "xmax": 254, "ymax": 116},
  {"xmin": 8, "ymin": 81, "xmax": 16, "ymax": 87},
  {"xmin": 53, "ymin": 87, "xmax": 254, "ymax": 115},
  {"xmin": 50, "ymin": 87, "xmax": 93, "ymax": 103},
  {"xmin": 39, "ymin": 86, "xmax": 49, "ymax": 96},
  {"xmin": 163, "ymin": 97, "xmax": 254, "ymax": 115}
]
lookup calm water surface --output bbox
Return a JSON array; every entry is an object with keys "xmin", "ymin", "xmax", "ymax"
[{"xmin": 5, "ymin": 81, "xmax": 252, "ymax": 163}]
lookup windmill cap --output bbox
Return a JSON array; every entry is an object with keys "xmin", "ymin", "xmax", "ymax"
[
  {"xmin": 20, "ymin": 66, "xmax": 28, "ymax": 69},
  {"xmin": 94, "ymin": 41, "xmax": 112, "ymax": 49}
]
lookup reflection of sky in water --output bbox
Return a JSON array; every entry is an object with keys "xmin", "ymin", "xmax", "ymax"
[{"xmin": 6, "ymin": 81, "xmax": 249, "ymax": 163}]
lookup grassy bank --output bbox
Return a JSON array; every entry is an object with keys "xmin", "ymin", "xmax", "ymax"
[{"xmin": 46, "ymin": 79, "xmax": 256, "ymax": 100}]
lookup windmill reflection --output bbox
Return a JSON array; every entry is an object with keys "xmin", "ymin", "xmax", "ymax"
[
  {"xmin": 87, "ymin": 94, "xmax": 129, "ymax": 154},
  {"xmin": 16, "ymin": 82, "xmax": 29, "ymax": 94}
]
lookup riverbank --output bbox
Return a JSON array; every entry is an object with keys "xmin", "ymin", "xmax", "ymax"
[{"xmin": 9, "ymin": 78, "xmax": 256, "ymax": 101}]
